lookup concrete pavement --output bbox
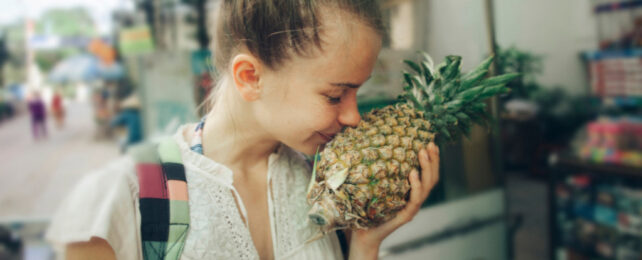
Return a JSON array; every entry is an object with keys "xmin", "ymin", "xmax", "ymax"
[{"xmin": 0, "ymin": 100, "xmax": 120, "ymax": 220}]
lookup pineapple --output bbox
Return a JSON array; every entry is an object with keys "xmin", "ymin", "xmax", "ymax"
[{"xmin": 306, "ymin": 53, "xmax": 518, "ymax": 232}]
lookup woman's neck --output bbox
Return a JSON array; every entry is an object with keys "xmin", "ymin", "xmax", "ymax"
[{"xmin": 200, "ymin": 86, "xmax": 279, "ymax": 178}]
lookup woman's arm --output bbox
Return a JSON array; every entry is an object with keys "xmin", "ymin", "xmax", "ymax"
[{"xmin": 65, "ymin": 237, "xmax": 116, "ymax": 260}]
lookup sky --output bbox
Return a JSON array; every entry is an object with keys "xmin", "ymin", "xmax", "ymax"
[{"xmin": 0, "ymin": 0, "xmax": 134, "ymax": 34}]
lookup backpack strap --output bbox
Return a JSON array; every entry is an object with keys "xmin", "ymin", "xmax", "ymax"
[{"xmin": 131, "ymin": 138, "xmax": 190, "ymax": 260}]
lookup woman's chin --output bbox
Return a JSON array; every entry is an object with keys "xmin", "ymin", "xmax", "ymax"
[{"xmin": 299, "ymin": 142, "xmax": 327, "ymax": 156}]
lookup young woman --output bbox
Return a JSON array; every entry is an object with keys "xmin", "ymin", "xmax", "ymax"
[{"xmin": 46, "ymin": 1, "xmax": 440, "ymax": 259}]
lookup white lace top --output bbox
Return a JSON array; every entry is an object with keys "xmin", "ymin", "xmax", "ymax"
[{"xmin": 46, "ymin": 125, "xmax": 344, "ymax": 259}]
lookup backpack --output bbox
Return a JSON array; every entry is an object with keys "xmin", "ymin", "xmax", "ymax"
[
  {"xmin": 129, "ymin": 138, "xmax": 349, "ymax": 259},
  {"xmin": 130, "ymin": 138, "xmax": 190, "ymax": 260}
]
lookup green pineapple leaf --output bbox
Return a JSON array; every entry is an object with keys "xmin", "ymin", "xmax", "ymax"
[
  {"xmin": 461, "ymin": 69, "xmax": 488, "ymax": 90},
  {"xmin": 403, "ymin": 60, "xmax": 422, "ymax": 75},
  {"xmin": 479, "ymin": 73, "xmax": 520, "ymax": 86}
]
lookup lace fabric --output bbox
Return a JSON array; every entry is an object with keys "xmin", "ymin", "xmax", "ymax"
[
  {"xmin": 45, "ymin": 124, "xmax": 342, "ymax": 260},
  {"xmin": 172, "ymin": 125, "xmax": 342, "ymax": 259}
]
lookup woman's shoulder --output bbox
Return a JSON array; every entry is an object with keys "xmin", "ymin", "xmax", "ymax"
[
  {"xmin": 46, "ymin": 155, "xmax": 141, "ymax": 259},
  {"xmin": 52, "ymin": 154, "xmax": 139, "ymax": 216},
  {"xmin": 77, "ymin": 155, "xmax": 138, "ymax": 193}
]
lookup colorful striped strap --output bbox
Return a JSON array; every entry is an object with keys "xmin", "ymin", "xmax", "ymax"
[{"xmin": 131, "ymin": 138, "xmax": 190, "ymax": 260}]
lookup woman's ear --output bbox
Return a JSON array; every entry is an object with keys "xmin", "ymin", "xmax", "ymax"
[{"xmin": 231, "ymin": 54, "xmax": 262, "ymax": 101}]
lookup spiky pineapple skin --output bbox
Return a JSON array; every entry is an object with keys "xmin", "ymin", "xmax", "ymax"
[
  {"xmin": 306, "ymin": 53, "xmax": 517, "ymax": 231},
  {"xmin": 307, "ymin": 103, "xmax": 434, "ymax": 230}
]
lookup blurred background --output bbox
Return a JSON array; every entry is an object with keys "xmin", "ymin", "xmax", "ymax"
[{"xmin": 0, "ymin": 0, "xmax": 641, "ymax": 259}]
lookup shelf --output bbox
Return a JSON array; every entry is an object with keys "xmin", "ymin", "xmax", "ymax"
[
  {"xmin": 551, "ymin": 153, "xmax": 642, "ymax": 180},
  {"xmin": 591, "ymin": 96, "xmax": 642, "ymax": 107},
  {"xmin": 583, "ymin": 49, "xmax": 642, "ymax": 60},
  {"xmin": 594, "ymin": 0, "xmax": 642, "ymax": 13}
]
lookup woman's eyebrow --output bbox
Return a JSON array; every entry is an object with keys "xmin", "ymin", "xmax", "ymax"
[
  {"xmin": 330, "ymin": 76, "xmax": 372, "ymax": 89},
  {"xmin": 330, "ymin": 82, "xmax": 361, "ymax": 89}
]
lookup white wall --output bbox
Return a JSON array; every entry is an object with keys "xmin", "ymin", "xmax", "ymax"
[
  {"xmin": 385, "ymin": 0, "xmax": 491, "ymax": 69},
  {"xmin": 493, "ymin": 0, "xmax": 599, "ymax": 95},
  {"xmin": 422, "ymin": 0, "xmax": 492, "ymax": 71}
]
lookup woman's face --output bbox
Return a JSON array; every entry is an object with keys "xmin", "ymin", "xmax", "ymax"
[{"xmin": 254, "ymin": 14, "xmax": 382, "ymax": 155}]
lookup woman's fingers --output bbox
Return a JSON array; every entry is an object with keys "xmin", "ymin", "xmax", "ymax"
[
  {"xmin": 428, "ymin": 142, "xmax": 440, "ymax": 187},
  {"xmin": 418, "ymin": 142, "xmax": 440, "ymax": 194},
  {"xmin": 418, "ymin": 148, "xmax": 430, "ymax": 183},
  {"xmin": 396, "ymin": 170, "xmax": 422, "ymax": 223}
]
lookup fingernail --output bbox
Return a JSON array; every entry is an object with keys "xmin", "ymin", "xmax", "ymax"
[{"xmin": 422, "ymin": 149, "xmax": 429, "ymax": 160}]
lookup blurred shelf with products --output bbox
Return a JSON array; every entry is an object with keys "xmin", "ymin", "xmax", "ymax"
[
  {"xmin": 549, "ymin": 154, "xmax": 642, "ymax": 260},
  {"xmin": 550, "ymin": 1, "xmax": 642, "ymax": 259}
]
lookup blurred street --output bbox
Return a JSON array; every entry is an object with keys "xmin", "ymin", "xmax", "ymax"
[{"xmin": 0, "ymin": 101, "xmax": 119, "ymax": 219}]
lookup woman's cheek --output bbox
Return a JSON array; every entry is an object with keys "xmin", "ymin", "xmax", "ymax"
[{"xmin": 315, "ymin": 106, "xmax": 340, "ymax": 129}]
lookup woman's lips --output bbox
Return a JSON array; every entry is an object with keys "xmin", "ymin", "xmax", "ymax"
[{"xmin": 317, "ymin": 131, "xmax": 335, "ymax": 142}]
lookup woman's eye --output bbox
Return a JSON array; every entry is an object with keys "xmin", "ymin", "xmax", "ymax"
[{"xmin": 326, "ymin": 95, "xmax": 342, "ymax": 104}]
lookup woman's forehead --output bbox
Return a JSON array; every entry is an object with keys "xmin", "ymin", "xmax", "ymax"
[{"xmin": 306, "ymin": 21, "xmax": 381, "ymax": 80}]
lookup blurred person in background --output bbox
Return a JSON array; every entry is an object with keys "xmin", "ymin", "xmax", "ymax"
[
  {"xmin": 0, "ymin": 93, "xmax": 14, "ymax": 123},
  {"xmin": 0, "ymin": 226, "xmax": 23, "ymax": 260},
  {"xmin": 51, "ymin": 89, "xmax": 65, "ymax": 129},
  {"xmin": 91, "ymin": 86, "xmax": 112, "ymax": 139},
  {"xmin": 109, "ymin": 94, "xmax": 142, "ymax": 153},
  {"xmin": 27, "ymin": 91, "xmax": 47, "ymax": 140},
  {"xmin": 45, "ymin": 1, "xmax": 440, "ymax": 259}
]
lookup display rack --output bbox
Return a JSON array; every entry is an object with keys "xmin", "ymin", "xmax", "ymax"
[{"xmin": 549, "ymin": 152, "xmax": 642, "ymax": 259}]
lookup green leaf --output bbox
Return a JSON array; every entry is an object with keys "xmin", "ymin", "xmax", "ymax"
[
  {"xmin": 458, "ymin": 120, "xmax": 472, "ymax": 138},
  {"xmin": 421, "ymin": 61, "xmax": 434, "ymax": 86},
  {"xmin": 369, "ymin": 197, "xmax": 379, "ymax": 207},
  {"xmin": 440, "ymin": 81, "xmax": 457, "ymax": 99},
  {"xmin": 475, "ymin": 55, "xmax": 495, "ymax": 73},
  {"xmin": 306, "ymin": 146, "xmax": 321, "ymax": 194},
  {"xmin": 480, "ymin": 73, "xmax": 520, "ymax": 86},
  {"xmin": 444, "ymin": 114, "xmax": 458, "ymax": 124},
  {"xmin": 478, "ymin": 84, "xmax": 509, "ymax": 100},
  {"xmin": 430, "ymin": 94, "xmax": 444, "ymax": 106},
  {"xmin": 442, "ymin": 55, "xmax": 462, "ymax": 80},
  {"xmin": 461, "ymin": 69, "xmax": 488, "ymax": 90},
  {"xmin": 456, "ymin": 85, "xmax": 485, "ymax": 101},
  {"xmin": 411, "ymin": 75, "xmax": 424, "ymax": 88},
  {"xmin": 455, "ymin": 112, "xmax": 470, "ymax": 121},
  {"xmin": 421, "ymin": 52, "xmax": 435, "ymax": 71},
  {"xmin": 403, "ymin": 72, "xmax": 414, "ymax": 87},
  {"xmin": 406, "ymin": 93, "xmax": 425, "ymax": 111},
  {"xmin": 432, "ymin": 118, "xmax": 445, "ymax": 128},
  {"xmin": 471, "ymin": 102, "xmax": 487, "ymax": 113},
  {"xmin": 436, "ymin": 60, "xmax": 448, "ymax": 76},
  {"xmin": 404, "ymin": 60, "xmax": 422, "ymax": 74},
  {"xmin": 445, "ymin": 99, "xmax": 463, "ymax": 112},
  {"xmin": 440, "ymin": 128, "xmax": 452, "ymax": 141}
]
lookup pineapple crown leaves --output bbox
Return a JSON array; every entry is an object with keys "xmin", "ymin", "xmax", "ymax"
[{"xmin": 400, "ymin": 52, "xmax": 520, "ymax": 144}]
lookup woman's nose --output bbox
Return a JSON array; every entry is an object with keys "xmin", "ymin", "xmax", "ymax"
[{"xmin": 338, "ymin": 94, "xmax": 361, "ymax": 127}]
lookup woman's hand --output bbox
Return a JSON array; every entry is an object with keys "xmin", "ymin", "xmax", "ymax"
[{"xmin": 348, "ymin": 142, "xmax": 440, "ymax": 259}]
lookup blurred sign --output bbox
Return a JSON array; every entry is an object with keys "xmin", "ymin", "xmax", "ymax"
[
  {"xmin": 30, "ymin": 35, "xmax": 92, "ymax": 49},
  {"xmin": 28, "ymin": 35, "xmax": 61, "ymax": 50},
  {"xmin": 118, "ymin": 26, "xmax": 154, "ymax": 56},
  {"xmin": 88, "ymin": 39, "xmax": 116, "ymax": 65},
  {"xmin": 190, "ymin": 49, "xmax": 213, "ymax": 75},
  {"xmin": 138, "ymin": 52, "xmax": 196, "ymax": 138}
]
